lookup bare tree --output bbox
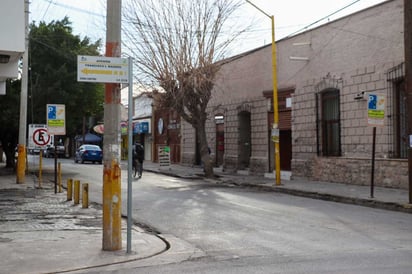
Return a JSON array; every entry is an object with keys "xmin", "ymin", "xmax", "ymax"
[{"xmin": 123, "ymin": 0, "xmax": 248, "ymax": 177}]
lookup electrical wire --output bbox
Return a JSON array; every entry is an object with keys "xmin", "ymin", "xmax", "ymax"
[
  {"xmin": 285, "ymin": 0, "xmax": 361, "ymax": 38},
  {"xmin": 41, "ymin": 0, "xmax": 53, "ymax": 21},
  {"xmin": 39, "ymin": 0, "xmax": 105, "ymax": 18}
]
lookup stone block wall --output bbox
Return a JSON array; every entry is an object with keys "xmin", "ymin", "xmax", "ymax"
[
  {"xmin": 293, "ymin": 156, "xmax": 408, "ymax": 189},
  {"xmin": 205, "ymin": 96, "xmax": 269, "ymax": 173}
]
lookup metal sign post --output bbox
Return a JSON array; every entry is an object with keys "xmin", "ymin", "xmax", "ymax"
[
  {"xmin": 47, "ymin": 104, "xmax": 66, "ymax": 194},
  {"xmin": 367, "ymin": 93, "xmax": 385, "ymax": 198},
  {"xmin": 77, "ymin": 53, "xmax": 133, "ymax": 252},
  {"xmin": 126, "ymin": 57, "xmax": 133, "ymax": 254}
]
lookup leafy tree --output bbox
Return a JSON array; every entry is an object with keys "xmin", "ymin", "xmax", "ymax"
[
  {"xmin": 123, "ymin": 0, "xmax": 249, "ymax": 177},
  {"xmin": 0, "ymin": 17, "xmax": 104, "ymax": 167},
  {"xmin": 29, "ymin": 17, "xmax": 104, "ymax": 138},
  {"xmin": 0, "ymin": 80, "xmax": 20, "ymax": 168}
]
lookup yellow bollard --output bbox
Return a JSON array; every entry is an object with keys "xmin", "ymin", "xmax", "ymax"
[
  {"xmin": 73, "ymin": 180, "xmax": 80, "ymax": 205},
  {"xmin": 67, "ymin": 178, "xmax": 73, "ymax": 201},
  {"xmin": 58, "ymin": 162, "xmax": 62, "ymax": 193},
  {"xmin": 82, "ymin": 183, "xmax": 89, "ymax": 208},
  {"xmin": 38, "ymin": 150, "xmax": 43, "ymax": 188},
  {"xmin": 102, "ymin": 159, "xmax": 122, "ymax": 251},
  {"xmin": 16, "ymin": 144, "xmax": 26, "ymax": 184}
]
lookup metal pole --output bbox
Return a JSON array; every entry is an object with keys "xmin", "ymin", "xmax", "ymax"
[
  {"xmin": 54, "ymin": 144, "xmax": 57, "ymax": 193},
  {"xmin": 16, "ymin": 0, "xmax": 29, "ymax": 184},
  {"xmin": 245, "ymin": 1, "xmax": 281, "ymax": 185},
  {"xmin": 270, "ymin": 16, "xmax": 281, "ymax": 186},
  {"xmin": 38, "ymin": 150, "xmax": 43, "ymax": 188},
  {"xmin": 58, "ymin": 162, "xmax": 62, "ymax": 193},
  {"xmin": 126, "ymin": 57, "xmax": 133, "ymax": 253},
  {"xmin": 103, "ymin": 0, "xmax": 122, "ymax": 251},
  {"xmin": 370, "ymin": 127, "xmax": 376, "ymax": 198},
  {"xmin": 404, "ymin": 0, "xmax": 412, "ymax": 204}
]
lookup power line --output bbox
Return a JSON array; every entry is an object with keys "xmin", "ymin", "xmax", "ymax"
[
  {"xmin": 285, "ymin": 0, "xmax": 361, "ymax": 38},
  {"xmin": 39, "ymin": 0, "xmax": 105, "ymax": 18},
  {"xmin": 41, "ymin": 0, "xmax": 53, "ymax": 20}
]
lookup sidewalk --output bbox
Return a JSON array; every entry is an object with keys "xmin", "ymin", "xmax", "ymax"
[
  {"xmin": 141, "ymin": 161, "xmax": 412, "ymax": 214},
  {"xmin": 0, "ymin": 167, "xmax": 167, "ymax": 274},
  {"xmin": 0, "ymin": 160, "xmax": 411, "ymax": 273}
]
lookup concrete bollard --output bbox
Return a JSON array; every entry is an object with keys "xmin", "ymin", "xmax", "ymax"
[
  {"xmin": 67, "ymin": 178, "xmax": 73, "ymax": 201},
  {"xmin": 82, "ymin": 183, "xmax": 89, "ymax": 208},
  {"xmin": 74, "ymin": 180, "xmax": 80, "ymax": 205}
]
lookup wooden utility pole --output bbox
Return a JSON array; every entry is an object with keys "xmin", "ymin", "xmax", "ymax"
[
  {"xmin": 102, "ymin": 0, "xmax": 122, "ymax": 251},
  {"xmin": 404, "ymin": 0, "xmax": 412, "ymax": 203}
]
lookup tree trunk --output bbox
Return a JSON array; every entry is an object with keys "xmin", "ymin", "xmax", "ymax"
[
  {"xmin": 197, "ymin": 120, "xmax": 214, "ymax": 178},
  {"xmin": 3, "ymin": 144, "xmax": 16, "ymax": 169}
]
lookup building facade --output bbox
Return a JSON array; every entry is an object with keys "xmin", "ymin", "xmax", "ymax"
[
  {"xmin": 132, "ymin": 93, "xmax": 153, "ymax": 161},
  {"xmin": 181, "ymin": 0, "xmax": 408, "ymax": 188}
]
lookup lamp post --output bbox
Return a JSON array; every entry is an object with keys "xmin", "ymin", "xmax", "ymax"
[{"xmin": 246, "ymin": 1, "xmax": 281, "ymax": 185}]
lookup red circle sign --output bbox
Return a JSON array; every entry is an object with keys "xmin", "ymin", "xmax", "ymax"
[{"xmin": 33, "ymin": 128, "xmax": 51, "ymax": 146}]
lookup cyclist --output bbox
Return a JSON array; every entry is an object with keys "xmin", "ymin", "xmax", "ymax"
[{"xmin": 133, "ymin": 142, "xmax": 144, "ymax": 178}]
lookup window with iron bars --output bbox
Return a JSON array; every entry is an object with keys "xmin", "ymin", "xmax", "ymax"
[
  {"xmin": 316, "ymin": 88, "xmax": 341, "ymax": 156},
  {"xmin": 387, "ymin": 63, "xmax": 408, "ymax": 159}
]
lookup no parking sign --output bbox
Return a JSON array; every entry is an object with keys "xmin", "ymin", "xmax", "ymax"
[{"xmin": 32, "ymin": 128, "xmax": 51, "ymax": 147}]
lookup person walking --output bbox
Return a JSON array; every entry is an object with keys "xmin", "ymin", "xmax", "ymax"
[{"xmin": 133, "ymin": 142, "xmax": 144, "ymax": 178}]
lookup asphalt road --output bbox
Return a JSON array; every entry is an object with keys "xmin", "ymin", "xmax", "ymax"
[{"xmin": 45, "ymin": 157, "xmax": 412, "ymax": 274}]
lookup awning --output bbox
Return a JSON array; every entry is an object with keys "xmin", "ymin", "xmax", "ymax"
[
  {"xmin": 93, "ymin": 124, "xmax": 104, "ymax": 134},
  {"xmin": 93, "ymin": 122, "xmax": 128, "ymax": 135},
  {"xmin": 74, "ymin": 133, "xmax": 102, "ymax": 144}
]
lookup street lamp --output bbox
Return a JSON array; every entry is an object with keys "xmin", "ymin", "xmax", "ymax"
[{"xmin": 246, "ymin": 0, "xmax": 281, "ymax": 185}]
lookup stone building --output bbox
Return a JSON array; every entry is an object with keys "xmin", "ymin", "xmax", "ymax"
[{"xmin": 181, "ymin": 0, "xmax": 408, "ymax": 188}]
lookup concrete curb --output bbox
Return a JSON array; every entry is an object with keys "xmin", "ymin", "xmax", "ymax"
[{"xmin": 145, "ymin": 168, "xmax": 412, "ymax": 214}]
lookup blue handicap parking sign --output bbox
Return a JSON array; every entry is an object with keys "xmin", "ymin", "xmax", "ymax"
[
  {"xmin": 48, "ymin": 105, "xmax": 56, "ymax": 119},
  {"xmin": 368, "ymin": 94, "xmax": 377, "ymax": 110}
]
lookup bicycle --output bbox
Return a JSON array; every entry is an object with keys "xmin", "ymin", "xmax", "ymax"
[
  {"xmin": 132, "ymin": 158, "xmax": 138, "ymax": 178},
  {"xmin": 133, "ymin": 158, "xmax": 142, "ymax": 178}
]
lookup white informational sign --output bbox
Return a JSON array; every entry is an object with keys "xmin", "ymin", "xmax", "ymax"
[
  {"xmin": 28, "ymin": 124, "xmax": 50, "ymax": 153},
  {"xmin": 32, "ymin": 128, "xmax": 50, "ymax": 146},
  {"xmin": 47, "ymin": 104, "xmax": 66, "ymax": 135},
  {"xmin": 286, "ymin": 97, "xmax": 292, "ymax": 108},
  {"xmin": 367, "ymin": 93, "xmax": 385, "ymax": 127},
  {"xmin": 77, "ymin": 55, "xmax": 129, "ymax": 83},
  {"xmin": 271, "ymin": 127, "xmax": 279, "ymax": 143}
]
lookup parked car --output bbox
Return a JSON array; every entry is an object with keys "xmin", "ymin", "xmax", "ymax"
[
  {"xmin": 43, "ymin": 144, "xmax": 65, "ymax": 158},
  {"xmin": 74, "ymin": 144, "xmax": 103, "ymax": 164}
]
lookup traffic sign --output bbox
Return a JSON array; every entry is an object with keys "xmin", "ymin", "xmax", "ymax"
[
  {"xmin": 47, "ymin": 104, "xmax": 66, "ymax": 135},
  {"xmin": 367, "ymin": 93, "xmax": 385, "ymax": 127},
  {"xmin": 77, "ymin": 55, "xmax": 129, "ymax": 83},
  {"xmin": 271, "ymin": 127, "xmax": 279, "ymax": 143},
  {"xmin": 32, "ymin": 128, "xmax": 50, "ymax": 146}
]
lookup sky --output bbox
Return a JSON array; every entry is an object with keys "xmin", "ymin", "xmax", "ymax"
[
  {"xmin": 30, "ymin": 0, "xmax": 388, "ymax": 56},
  {"xmin": 29, "ymin": 0, "xmax": 389, "ymax": 103}
]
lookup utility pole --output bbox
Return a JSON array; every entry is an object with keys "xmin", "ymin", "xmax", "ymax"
[
  {"xmin": 16, "ymin": 0, "xmax": 29, "ymax": 184},
  {"xmin": 404, "ymin": 0, "xmax": 412, "ymax": 204},
  {"xmin": 102, "ymin": 0, "xmax": 122, "ymax": 251},
  {"xmin": 246, "ymin": 0, "xmax": 281, "ymax": 185}
]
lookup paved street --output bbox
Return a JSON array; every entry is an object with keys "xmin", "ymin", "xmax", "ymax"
[{"xmin": 0, "ymin": 156, "xmax": 411, "ymax": 273}]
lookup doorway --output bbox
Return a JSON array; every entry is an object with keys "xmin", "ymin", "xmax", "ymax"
[
  {"xmin": 238, "ymin": 111, "xmax": 251, "ymax": 169},
  {"xmin": 215, "ymin": 114, "xmax": 224, "ymax": 167}
]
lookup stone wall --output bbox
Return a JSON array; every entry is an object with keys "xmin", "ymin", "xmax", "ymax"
[
  {"xmin": 179, "ymin": 0, "xmax": 408, "ymax": 188},
  {"xmin": 293, "ymin": 156, "xmax": 408, "ymax": 189},
  {"xmin": 206, "ymin": 96, "xmax": 269, "ymax": 173}
]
